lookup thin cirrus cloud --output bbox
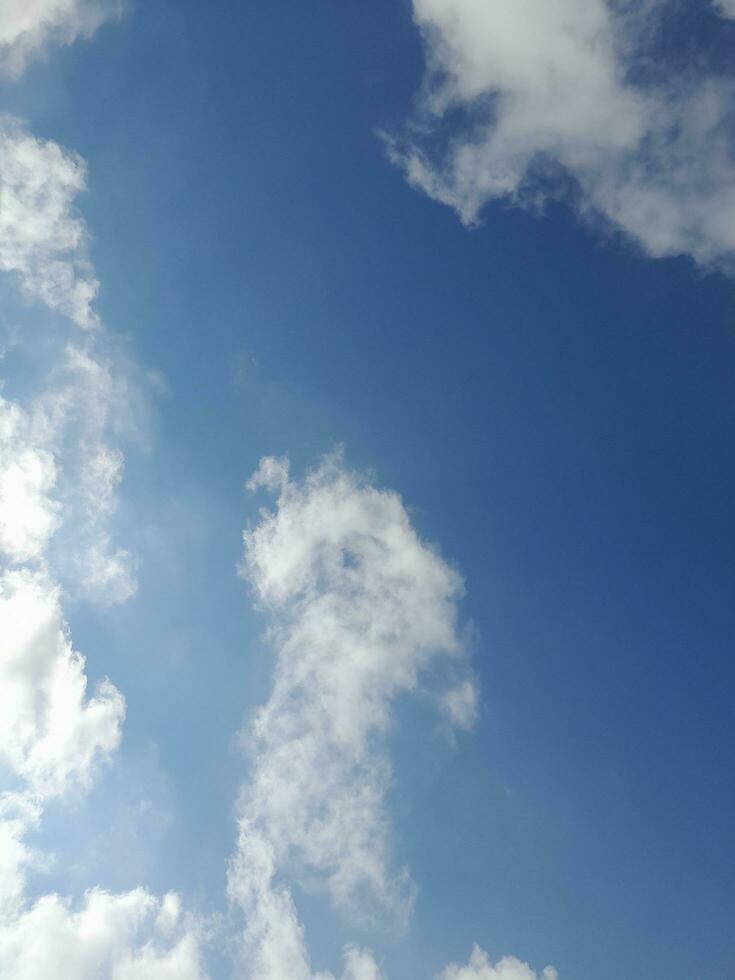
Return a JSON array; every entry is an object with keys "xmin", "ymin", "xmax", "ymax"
[
  {"xmin": 228, "ymin": 454, "xmax": 553, "ymax": 980},
  {"xmin": 0, "ymin": 0, "xmax": 121, "ymax": 79},
  {"xmin": 389, "ymin": 0, "xmax": 735, "ymax": 270}
]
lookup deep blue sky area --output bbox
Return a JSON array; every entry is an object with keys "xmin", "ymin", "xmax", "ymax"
[{"xmin": 3, "ymin": 4, "xmax": 735, "ymax": 979}]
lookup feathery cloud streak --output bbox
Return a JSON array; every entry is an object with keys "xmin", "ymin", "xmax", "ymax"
[{"xmin": 392, "ymin": 0, "xmax": 735, "ymax": 269}]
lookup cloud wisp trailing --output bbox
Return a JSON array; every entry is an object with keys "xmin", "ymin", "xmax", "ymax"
[
  {"xmin": 390, "ymin": 0, "xmax": 735, "ymax": 270},
  {"xmin": 228, "ymin": 453, "xmax": 553, "ymax": 980}
]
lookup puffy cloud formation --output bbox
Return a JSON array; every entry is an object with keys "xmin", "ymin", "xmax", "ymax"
[
  {"xmin": 0, "ymin": 118, "xmax": 140, "ymax": 602},
  {"xmin": 0, "ymin": 888, "xmax": 206, "ymax": 980},
  {"xmin": 0, "ymin": 0, "xmax": 120, "ymax": 79},
  {"xmin": 0, "ymin": 116, "xmax": 98, "ymax": 327},
  {"xmin": 0, "ymin": 569, "xmax": 124, "ymax": 798},
  {"xmin": 0, "ymin": 106, "xmax": 206, "ymax": 978},
  {"xmin": 229, "ymin": 453, "xmax": 476, "ymax": 977},
  {"xmin": 0, "ymin": 396, "xmax": 59, "ymax": 563},
  {"xmin": 440, "ymin": 946, "xmax": 557, "ymax": 980},
  {"xmin": 0, "ymin": 794, "xmax": 41, "ymax": 920},
  {"xmin": 715, "ymin": 0, "xmax": 735, "ymax": 18},
  {"xmin": 392, "ymin": 0, "xmax": 735, "ymax": 269},
  {"xmin": 0, "ymin": 348, "xmax": 139, "ymax": 604}
]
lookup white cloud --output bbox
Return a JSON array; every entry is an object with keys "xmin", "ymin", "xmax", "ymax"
[
  {"xmin": 715, "ymin": 0, "xmax": 735, "ymax": 18},
  {"xmin": 0, "ymin": 568, "xmax": 124, "ymax": 799},
  {"xmin": 0, "ymin": 396, "xmax": 59, "ymax": 563},
  {"xmin": 439, "ymin": 946, "xmax": 557, "ymax": 980},
  {"xmin": 0, "ymin": 342, "xmax": 140, "ymax": 603},
  {"xmin": 0, "ymin": 794, "xmax": 41, "ymax": 920},
  {"xmin": 229, "ymin": 822, "xmax": 384, "ymax": 980},
  {"xmin": 442, "ymin": 678, "xmax": 479, "ymax": 730},
  {"xmin": 0, "ymin": 0, "xmax": 120, "ymax": 79},
  {"xmin": 229, "ymin": 452, "xmax": 476, "ymax": 977},
  {"xmin": 392, "ymin": 0, "xmax": 735, "ymax": 269},
  {"xmin": 0, "ymin": 887, "xmax": 206, "ymax": 980},
  {"xmin": 0, "ymin": 117, "xmax": 98, "ymax": 327}
]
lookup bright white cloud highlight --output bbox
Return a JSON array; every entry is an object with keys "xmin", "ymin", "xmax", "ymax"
[
  {"xmin": 0, "ymin": 0, "xmax": 120, "ymax": 79},
  {"xmin": 0, "ymin": 396, "xmax": 59, "ymax": 563},
  {"xmin": 0, "ymin": 569, "xmax": 124, "ymax": 798},
  {"xmin": 0, "ymin": 888, "xmax": 206, "ymax": 980},
  {"xmin": 392, "ymin": 0, "xmax": 735, "ymax": 269},
  {"xmin": 440, "ymin": 946, "xmax": 558, "ymax": 980}
]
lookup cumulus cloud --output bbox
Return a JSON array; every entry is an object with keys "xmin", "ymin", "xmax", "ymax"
[
  {"xmin": 0, "ymin": 0, "xmax": 121, "ymax": 79},
  {"xmin": 0, "ymin": 396, "xmax": 59, "ymax": 563},
  {"xmin": 439, "ymin": 946, "xmax": 557, "ymax": 980},
  {"xmin": 0, "ymin": 342, "xmax": 140, "ymax": 603},
  {"xmin": 391, "ymin": 0, "xmax": 735, "ymax": 269},
  {"xmin": 0, "ymin": 116, "xmax": 99, "ymax": 327},
  {"xmin": 229, "ymin": 452, "xmax": 477, "ymax": 977},
  {"xmin": 0, "ymin": 568, "xmax": 124, "ymax": 799},
  {"xmin": 0, "ymin": 118, "xmax": 145, "ymax": 602},
  {"xmin": 0, "ymin": 888, "xmax": 206, "ymax": 980},
  {"xmin": 0, "ymin": 794, "xmax": 41, "ymax": 920},
  {"xmin": 0, "ymin": 102, "xmax": 206, "ymax": 980}
]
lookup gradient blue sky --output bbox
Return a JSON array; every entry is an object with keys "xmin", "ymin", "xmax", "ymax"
[{"xmin": 1, "ymin": 3, "xmax": 735, "ymax": 979}]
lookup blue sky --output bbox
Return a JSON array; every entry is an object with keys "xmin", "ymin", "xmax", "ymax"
[{"xmin": 1, "ymin": 3, "xmax": 734, "ymax": 979}]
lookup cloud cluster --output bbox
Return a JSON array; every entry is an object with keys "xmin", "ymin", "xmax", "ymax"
[
  {"xmin": 0, "ymin": 888, "xmax": 205, "ymax": 980},
  {"xmin": 0, "ymin": 0, "xmax": 120, "ymax": 79},
  {"xmin": 392, "ymin": 0, "xmax": 735, "ymax": 269},
  {"xmin": 0, "ymin": 108, "xmax": 206, "ymax": 978},
  {"xmin": 0, "ymin": 562, "xmax": 205, "ymax": 976},
  {"xmin": 0, "ymin": 9, "xmax": 561, "ymax": 978}
]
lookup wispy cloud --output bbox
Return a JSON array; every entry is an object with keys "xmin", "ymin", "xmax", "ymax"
[
  {"xmin": 0, "ymin": 0, "xmax": 121, "ymax": 79},
  {"xmin": 227, "ymin": 453, "xmax": 551, "ymax": 980},
  {"xmin": 390, "ymin": 0, "xmax": 735, "ymax": 270}
]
